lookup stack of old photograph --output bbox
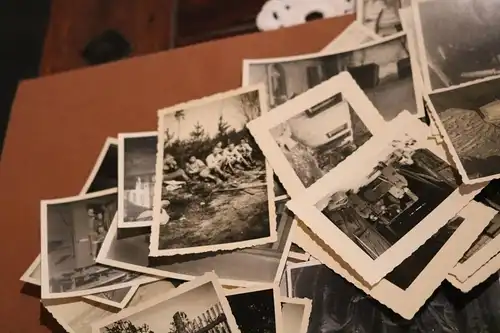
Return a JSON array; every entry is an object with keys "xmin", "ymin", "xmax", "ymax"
[{"xmin": 18, "ymin": 1, "xmax": 500, "ymax": 332}]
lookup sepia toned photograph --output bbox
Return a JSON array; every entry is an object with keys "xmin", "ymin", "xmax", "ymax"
[
  {"xmin": 20, "ymin": 254, "xmax": 139, "ymax": 309},
  {"xmin": 151, "ymin": 85, "xmax": 275, "ymax": 256},
  {"xmin": 358, "ymin": 0, "xmax": 411, "ymax": 37},
  {"xmin": 287, "ymin": 115, "xmax": 482, "ymax": 285},
  {"xmin": 81, "ymin": 138, "xmax": 119, "ymax": 195},
  {"xmin": 451, "ymin": 179, "xmax": 500, "ymax": 281},
  {"xmin": 247, "ymin": 72, "xmax": 385, "ymax": 198},
  {"xmin": 92, "ymin": 273, "xmax": 240, "ymax": 333},
  {"xmin": 244, "ymin": 33, "xmax": 422, "ymax": 120},
  {"xmin": 118, "ymin": 132, "xmax": 157, "ymax": 228},
  {"xmin": 281, "ymin": 297, "xmax": 312, "ymax": 333},
  {"xmin": 414, "ymin": 0, "xmax": 500, "ymax": 91},
  {"xmin": 270, "ymin": 93, "xmax": 372, "ymax": 189},
  {"xmin": 44, "ymin": 280, "xmax": 176, "ymax": 333},
  {"xmin": 427, "ymin": 76, "xmax": 500, "ymax": 183},
  {"xmin": 40, "ymin": 188, "xmax": 151, "ymax": 299},
  {"xmin": 275, "ymin": 199, "xmax": 309, "ymax": 261},
  {"xmin": 226, "ymin": 285, "xmax": 283, "ymax": 333},
  {"xmin": 288, "ymin": 262, "xmax": 500, "ymax": 332},
  {"xmin": 97, "ymin": 207, "xmax": 293, "ymax": 288},
  {"xmin": 292, "ymin": 199, "xmax": 496, "ymax": 319}
]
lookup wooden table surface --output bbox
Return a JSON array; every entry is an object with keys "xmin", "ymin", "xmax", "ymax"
[{"xmin": 0, "ymin": 15, "xmax": 353, "ymax": 332}]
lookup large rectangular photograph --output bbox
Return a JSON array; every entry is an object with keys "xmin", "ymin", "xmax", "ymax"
[
  {"xmin": 247, "ymin": 72, "xmax": 385, "ymax": 198},
  {"xmin": 226, "ymin": 285, "xmax": 283, "ymax": 333},
  {"xmin": 40, "ymin": 188, "xmax": 155, "ymax": 299},
  {"xmin": 357, "ymin": 0, "xmax": 411, "ymax": 37},
  {"xmin": 97, "ymin": 205, "xmax": 294, "ymax": 287},
  {"xmin": 91, "ymin": 273, "xmax": 240, "ymax": 333},
  {"xmin": 287, "ymin": 262, "xmax": 500, "ymax": 332},
  {"xmin": 427, "ymin": 75, "xmax": 500, "ymax": 183},
  {"xmin": 20, "ymin": 254, "xmax": 139, "ymax": 309},
  {"xmin": 243, "ymin": 32, "xmax": 421, "ymax": 121},
  {"xmin": 451, "ymin": 179, "xmax": 500, "ymax": 282},
  {"xmin": 44, "ymin": 280, "xmax": 176, "ymax": 333},
  {"xmin": 286, "ymin": 114, "xmax": 482, "ymax": 285},
  {"xmin": 292, "ymin": 199, "xmax": 496, "ymax": 319},
  {"xmin": 118, "ymin": 132, "xmax": 157, "ymax": 228},
  {"xmin": 414, "ymin": 0, "xmax": 500, "ymax": 91},
  {"xmin": 150, "ymin": 85, "xmax": 276, "ymax": 256}
]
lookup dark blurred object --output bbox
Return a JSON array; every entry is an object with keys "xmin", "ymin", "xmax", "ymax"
[
  {"xmin": 40, "ymin": 0, "xmax": 175, "ymax": 75},
  {"xmin": 82, "ymin": 30, "xmax": 132, "ymax": 65},
  {"xmin": 347, "ymin": 64, "xmax": 380, "ymax": 89},
  {"xmin": 397, "ymin": 58, "xmax": 412, "ymax": 79},
  {"xmin": 172, "ymin": 0, "xmax": 267, "ymax": 47},
  {"xmin": 0, "ymin": 0, "xmax": 51, "ymax": 158}
]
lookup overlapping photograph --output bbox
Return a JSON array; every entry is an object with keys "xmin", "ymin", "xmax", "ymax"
[
  {"xmin": 81, "ymin": 137, "xmax": 119, "ymax": 195},
  {"xmin": 357, "ymin": 0, "xmax": 412, "ymax": 37},
  {"xmin": 292, "ymin": 199, "xmax": 495, "ymax": 319},
  {"xmin": 426, "ymin": 75, "xmax": 500, "ymax": 183},
  {"xmin": 40, "ymin": 188, "xmax": 156, "ymax": 299},
  {"xmin": 43, "ymin": 280, "xmax": 176, "ymax": 333},
  {"xmin": 247, "ymin": 72, "xmax": 386, "ymax": 198},
  {"xmin": 97, "ymin": 207, "xmax": 294, "ymax": 287},
  {"xmin": 281, "ymin": 297, "xmax": 312, "ymax": 333},
  {"xmin": 286, "ymin": 113, "xmax": 483, "ymax": 285},
  {"xmin": 118, "ymin": 132, "xmax": 158, "ymax": 228},
  {"xmin": 150, "ymin": 85, "xmax": 276, "ymax": 256},
  {"xmin": 91, "ymin": 273, "xmax": 240, "ymax": 333},
  {"xmin": 225, "ymin": 285, "xmax": 283, "ymax": 333},
  {"xmin": 20, "ymin": 254, "xmax": 139, "ymax": 309}
]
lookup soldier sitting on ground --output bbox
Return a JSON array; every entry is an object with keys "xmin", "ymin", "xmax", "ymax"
[{"xmin": 185, "ymin": 155, "xmax": 222, "ymax": 184}]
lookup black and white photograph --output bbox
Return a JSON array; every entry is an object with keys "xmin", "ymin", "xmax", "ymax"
[
  {"xmin": 247, "ymin": 72, "xmax": 385, "ymax": 198},
  {"xmin": 320, "ymin": 21, "xmax": 379, "ymax": 52},
  {"xmin": 96, "ymin": 205, "xmax": 293, "ymax": 287},
  {"xmin": 43, "ymin": 280, "xmax": 177, "ymax": 333},
  {"xmin": 226, "ymin": 286, "xmax": 283, "ymax": 333},
  {"xmin": 243, "ymin": 32, "xmax": 423, "ymax": 120},
  {"xmin": 358, "ymin": 0, "xmax": 411, "ymax": 37},
  {"xmin": 270, "ymin": 93, "xmax": 372, "ymax": 189},
  {"xmin": 287, "ymin": 262, "xmax": 500, "ymax": 332},
  {"xmin": 414, "ymin": 0, "xmax": 500, "ymax": 91},
  {"xmin": 286, "ymin": 115, "xmax": 482, "ymax": 285},
  {"xmin": 81, "ymin": 138, "xmax": 119, "ymax": 195},
  {"xmin": 281, "ymin": 297, "xmax": 312, "ymax": 333},
  {"xmin": 451, "ymin": 180, "xmax": 500, "ymax": 281},
  {"xmin": 275, "ymin": 200, "xmax": 309, "ymax": 261},
  {"xmin": 292, "ymin": 199, "xmax": 496, "ymax": 319},
  {"xmin": 19, "ymin": 254, "xmax": 139, "ymax": 309},
  {"xmin": 92, "ymin": 273, "xmax": 240, "ymax": 333},
  {"xmin": 150, "ymin": 85, "xmax": 276, "ymax": 256},
  {"xmin": 118, "ymin": 132, "xmax": 157, "ymax": 228},
  {"xmin": 427, "ymin": 75, "xmax": 500, "ymax": 183},
  {"xmin": 40, "ymin": 188, "xmax": 153, "ymax": 299}
]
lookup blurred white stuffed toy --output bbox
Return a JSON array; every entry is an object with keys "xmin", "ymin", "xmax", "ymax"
[{"xmin": 256, "ymin": 0, "xmax": 355, "ymax": 31}]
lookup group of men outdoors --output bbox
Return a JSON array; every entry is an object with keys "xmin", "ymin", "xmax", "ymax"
[{"xmin": 163, "ymin": 138, "xmax": 256, "ymax": 185}]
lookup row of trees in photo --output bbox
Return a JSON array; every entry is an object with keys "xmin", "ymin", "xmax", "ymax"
[{"xmin": 163, "ymin": 91, "xmax": 264, "ymax": 168}]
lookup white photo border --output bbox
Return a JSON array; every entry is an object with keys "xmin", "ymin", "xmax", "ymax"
[
  {"xmin": 286, "ymin": 113, "xmax": 485, "ymax": 285},
  {"xmin": 291, "ymin": 199, "xmax": 495, "ymax": 319},
  {"xmin": 20, "ymin": 254, "xmax": 140, "ymax": 309},
  {"xmin": 281, "ymin": 296, "xmax": 312, "ymax": 333},
  {"xmin": 225, "ymin": 284, "xmax": 284, "ymax": 333},
  {"xmin": 150, "ymin": 84, "xmax": 277, "ymax": 256},
  {"xmin": 97, "ymin": 212, "xmax": 295, "ymax": 288},
  {"xmin": 40, "ymin": 188, "xmax": 157, "ymax": 299}
]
